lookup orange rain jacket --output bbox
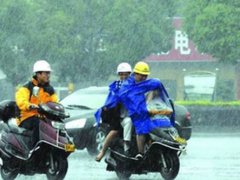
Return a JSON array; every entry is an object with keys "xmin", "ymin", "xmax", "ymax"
[{"xmin": 15, "ymin": 77, "xmax": 58, "ymax": 125}]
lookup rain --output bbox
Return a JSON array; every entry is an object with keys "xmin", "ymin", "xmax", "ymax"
[{"xmin": 0, "ymin": 0, "xmax": 239, "ymax": 179}]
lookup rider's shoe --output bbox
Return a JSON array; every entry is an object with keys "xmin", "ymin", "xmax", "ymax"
[
  {"xmin": 135, "ymin": 153, "xmax": 143, "ymax": 160},
  {"xmin": 95, "ymin": 151, "xmax": 104, "ymax": 162}
]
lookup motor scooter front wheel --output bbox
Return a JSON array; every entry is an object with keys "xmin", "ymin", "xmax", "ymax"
[
  {"xmin": 160, "ymin": 150, "xmax": 179, "ymax": 180},
  {"xmin": 46, "ymin": 155, "xmax": 68, "ymax": 180}
]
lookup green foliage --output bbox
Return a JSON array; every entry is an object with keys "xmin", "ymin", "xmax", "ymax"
[
  {"xmin": 182, "ymin": 0, "xmax": 240, "ymax": 62},
  {"xmin": 176, "ymin": 100, "xmax": 240, "ymax": 106},
  {"xmin": 0, "ymin": 0, "xmax": 32, "ymax": 85},
  {"xmin": 0, "ymin": 0, "xmax": 176, "ymax": 85},
  {"xmin": 215, "ymin": 80, "xmax": 235, "ymax": 101}
]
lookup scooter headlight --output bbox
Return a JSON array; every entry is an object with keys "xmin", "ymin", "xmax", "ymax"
[
  {"xmin": 51, "ymin": 122, "xmax": 65, "ymax": 130},
  {"xmin": 64, "ymin": 119, "xmax": 87, "ymax": 129}
]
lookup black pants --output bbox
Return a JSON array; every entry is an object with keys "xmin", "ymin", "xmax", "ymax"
[{"xmin": 19, "ymin": 116, "xmax": 40, "ymax": 147}]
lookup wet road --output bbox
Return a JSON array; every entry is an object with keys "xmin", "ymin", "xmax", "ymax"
[{"xmin": 5, "ymin": 131, "xmax": 240, "ymax": 180}]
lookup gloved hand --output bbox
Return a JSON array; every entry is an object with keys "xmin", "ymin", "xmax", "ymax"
[
  {"xmin": 29, "ymin": 104, "xmax": 39, "ymax": 110},
  {"xmin": 102, "ymin": 107, "xmax": 108, "ymax": 111},
  {"xmin": 148, "ymin": 109, "xmax": 172, "ymax": 116}
]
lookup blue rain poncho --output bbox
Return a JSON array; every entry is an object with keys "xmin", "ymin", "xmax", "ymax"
[
  {"xmin": 95, "ymin": 74, "xmax": 175, "ymax": 135},
  {"xmin": 118, "ymin": 75, "xmax": 174, "ymax": 134},
  {"xmin": 95, "ymin": 80, "xmax": 122, "ymax": 126}
]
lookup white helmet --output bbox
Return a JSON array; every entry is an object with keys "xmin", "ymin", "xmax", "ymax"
[
  {"xmin": 117, "ymin": 62, "xmax": 132, "ymax": 73},
  {"xmin": 33, "ymin": 60, "xmax": 52, "ymax": 73}
]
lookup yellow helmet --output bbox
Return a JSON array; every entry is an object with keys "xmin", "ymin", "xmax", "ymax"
[{"xmin": 133, "ymin": 61, "xmax": 150, "ymax": 75}]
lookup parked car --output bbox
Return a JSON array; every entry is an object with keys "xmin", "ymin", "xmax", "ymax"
[{"xmin": 60, "ymin": 86, "xmax": 192, "ymax": 156}]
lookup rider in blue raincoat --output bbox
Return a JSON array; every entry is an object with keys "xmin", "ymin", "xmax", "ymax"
[
  {"xmin": 118, "ymin": 74, "xmax": 174, "ymax": 135},
  {"xmin": 118, "ymin": 62, "xmax": 176, "ymax": 158}
]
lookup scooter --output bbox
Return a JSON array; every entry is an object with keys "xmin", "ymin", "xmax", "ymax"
[
  {"xmin": 0, "ymin": 100, "xmax": 75, "ymax": 180},
  {"xmin": 105, "ymin": 127, "xmax": 186, "ymax": 180}
]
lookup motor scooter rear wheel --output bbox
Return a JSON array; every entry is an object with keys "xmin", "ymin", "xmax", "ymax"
[
  {"xmin": 116, "ymin": 170, "xmax": 131, "ymax": 180},
  {"xmin": 0, "ymin": 166, "xmax": 18, "ymax": 180}
]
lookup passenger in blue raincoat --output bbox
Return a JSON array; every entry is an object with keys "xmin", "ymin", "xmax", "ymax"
[
  {"xmin": 95, "ymin": 62, "xmax": 132, "ymax": 162},
  {"xmin": 117, "ymin": 61, "xmax": 175, "ymax": 158}
]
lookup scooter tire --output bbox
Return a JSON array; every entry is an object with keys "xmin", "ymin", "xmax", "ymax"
[
  {"xmin": 116, "ymin": 170, "xmax": 131, "ymax": 180},
  {"xmin": 46, "ymin": 156, "xmax": 68, "ymax": 180},
  {"xmin": 160, "ymin": 150, "xmax": 180, "ymax": 180},
  {"xmin": 0, "ymin": 166, "xmax": 18, "ymax": 180}
]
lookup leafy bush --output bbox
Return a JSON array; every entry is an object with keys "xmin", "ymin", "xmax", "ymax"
[{"xmin": 175, "ymin": 101, "xmax": 240, "ymax": 106}]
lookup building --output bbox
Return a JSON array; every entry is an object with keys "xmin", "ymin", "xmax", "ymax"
[{"xmin": 145, "ymin": 17, "xmax": 238, "ymax": 101}]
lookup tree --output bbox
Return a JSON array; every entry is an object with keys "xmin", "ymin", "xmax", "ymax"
[
  {"xmin": 0, "ymin": 0, "xmax": 33, "ymax": 85},
  {"xmin": 182, "ymin": 0, "xmax": 240, "ymax": 62},
  {"xmin": 0, "ymin": 0, "xmax": 177, "ymax": 86},
  {"xmin": 103, "ymin": 0, "xmax": 175, "ymax": 62}
]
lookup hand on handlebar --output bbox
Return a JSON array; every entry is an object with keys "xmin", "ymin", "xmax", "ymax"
[{"xmin": 102, "ymin": 107, "xmax": 108, "ymax": 111}]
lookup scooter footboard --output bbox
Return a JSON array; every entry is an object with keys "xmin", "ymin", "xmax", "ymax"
[
  {"xmin": 109, "ymin": 150, "xmax": 139, "ymax": 171},
  {"xmin": 2, "ymin": 132, "xmax": 32, "ymax": 159},
  {"xmin": 0, "ymin": 140, "xmax": 11, "ymax": 159},
  {"xmin": 14, "ymin": 133, "xmax": 32, "ymax": 151}
]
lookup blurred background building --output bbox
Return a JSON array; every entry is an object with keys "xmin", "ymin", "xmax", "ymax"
[{"xmin": 145, "ymin": 17, "xmax": 238, "ymax": 101}]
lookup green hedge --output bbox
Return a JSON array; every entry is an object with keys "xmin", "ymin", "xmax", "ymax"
[{"xmin": 175, "ymin": 101, "xmax": 240, "ymax": 106}]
